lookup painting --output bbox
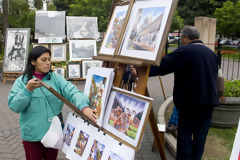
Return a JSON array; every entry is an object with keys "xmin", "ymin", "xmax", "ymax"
[
  {"xmin": 87, "ymin": 140, "xmax": 105, "ymax": 160},
  {"xmin": 3, "ymin": 28, "xmax": 30, "ymax": 72},
  {"xmin": 67, "ymin": 63, "xmax": 81, "ymax": 79},
  {"xmin": 32, "ymin": 43, "xmax": 49, "ymax": 48},
  {"xmin": 63, "ymin": 124, "xmax": 75, "ymax": 146},
  {"xmin": 74, "ymin": 130, "xmax": 90, "ymax": 157},
  {"xmin": 35, "ymin": 11, "xmax": 65, "ymax": 39},
  {"xmin": 99, "ymin": 5, "xmax": 128, "ymax": 55},
  {"xmin": 50, "ymin": 44, "xmax": 66, "ymax": 62},
  {"xmin": 67, "ymin": 16, "xmax": 98, "ymax": 39},
  {"xmin": 82, "ymin": 60, "xmax": 103, "ymax": 79},
  {"xmin": 119, "ymin": 0, "xmax": 176, "ymax": 65},
  {"xmin": 103, "ymin": 87, "xmax": 153, "ymax": 149},
  {"xmin": 52, "ymin": 66, "xmax": 66, "ymax": 78},
  {"xmin": 69, "ymin": 40, "xmax": 97, "ymax": 61},
  {"xmin": 84, "ymin": 67, "xmax": 115, "ymax": 126}
]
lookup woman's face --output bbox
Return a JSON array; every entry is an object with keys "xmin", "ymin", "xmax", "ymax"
[{"xmin": 31, "ymin": 52, "xmax": 51, "ymax": 73}]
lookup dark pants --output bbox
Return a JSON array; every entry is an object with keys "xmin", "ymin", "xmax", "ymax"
[
  {"xmin": 22, "ymin": 141, "xmax": 58, "ymax": 160},
  {"xmin": 176, "ymin": 107, "xmax": 213, "ymax": 160}
]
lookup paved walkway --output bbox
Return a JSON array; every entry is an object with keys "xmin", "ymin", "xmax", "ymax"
[{"xmin": 0, "ymin": 74, "xmax": 175, "ymax": 160}]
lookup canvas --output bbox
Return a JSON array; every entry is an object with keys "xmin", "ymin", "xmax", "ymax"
[
  {"xmin": 69, "ymin": 40, "xmax": 97, "ymax": 61},
  {"xmin": 99, "ymin": 5, "xmax": 129, "ymax": 55},
  {"xmin": 119, "ymin": 0, "xmax": 176, "ymax": 64},
  {"xmin": 84, "ymin": 67, "xmax": 115, "ymax": 126},
  {"xmin": 67, "ymin": 16, "xmax": 98, "ymax": 39},
  {"xmin": 51, "ymin": 44, "xmax": 66, "ymax": 62},
  {"xmin": 67, "ymin": 63, "xmax": 81, "ymax": 79},
  {"xmin": 52, "ymin": 66, "xmax": 66, "ymax": 78},
  {"xmin": 82, "ymin": 60, "xmax": 103, "ymax": 79},
  {"xmin": 35, "ymin": 11, "xmax": 65, "ymax": 39},
  {"xmin": 3, "ymin": 28, "xmax": 30, "ymax": 72},
  {"xmin": 103, "ymin": 87, "xmax": 153, "ymax": 149}
]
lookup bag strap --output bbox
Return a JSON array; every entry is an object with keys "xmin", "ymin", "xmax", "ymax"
[{"xmin": 39, "ymin": 87, "xmax": 56, "ymax": 116}]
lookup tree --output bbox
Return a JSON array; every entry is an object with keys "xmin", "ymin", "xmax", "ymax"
[
  {"xmin": 214, "ymin": 1, "xmax": 240, "ymax": 39},
  {"xmin": 34, "ymin": 0, "xmax": 43, "ymax": 10},
  {"xmin": 2, "ymin": 0, "xmax": 8, "ymax": 41},
  {"xmin": 170, "ymin": 11, "xmax": 184, "ymax": 32}
]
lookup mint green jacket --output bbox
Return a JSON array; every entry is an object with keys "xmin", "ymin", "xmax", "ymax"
[{"xmin": 8, "ymin": 72, "xmax": 89, "ymax": 141}]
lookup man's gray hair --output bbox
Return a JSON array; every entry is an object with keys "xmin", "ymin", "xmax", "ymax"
[{"xmin": 181, "ymin": 25, "xmax": 200, "ymax": 40}]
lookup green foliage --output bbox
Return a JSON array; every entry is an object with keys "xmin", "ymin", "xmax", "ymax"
[
  {"xmin": 48, "ymin": 4, "xmax": 57, "ymax": 11},
  {"xmin": 214, "ymin": 1, "xmax": 240, "ymax": 39},
  {"xmin": 34, "ymin": 0, "xmax": 43, "ymax": 10},
  {"xmin": 170, "ymin": 11, "xmax": 184, "ymax": 32},
  {"xmin": 224, "ymin": 80, "xmax": 240, "ymax": 97}
]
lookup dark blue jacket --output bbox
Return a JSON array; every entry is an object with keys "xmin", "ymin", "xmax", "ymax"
[{"xmin": 150, "ymin": 40, "xmax": 218, "ymax": 111}]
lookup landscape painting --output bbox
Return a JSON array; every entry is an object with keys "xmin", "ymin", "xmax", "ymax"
[
  {"xmin": 51, "ymin": 44, "xmax": 66, "ymax": 62},
  {"xmin": 82, "ymin": 60, "xmax": 103, "ymax": 79},
  {"xmin": 67, "ymin": 63, "xmax": 81, "ymax": 79}
]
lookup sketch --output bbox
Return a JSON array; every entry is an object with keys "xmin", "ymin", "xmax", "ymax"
[
  {"xmin": 51, "ymin": 44, "xmax": 66, "ymax": 61},
  {"xmin": 32, "ymin": 44, "xmax": 48, "ymax": 48},
  {"xmin": 89, "ymin": 74, "xmax": 106, "ymax": 118},
  {"xmin": 69, "ymin": 40, "xmax": 97, "ymax": 61},
  {"xmin": 3, "ymin": 28, "xmax": 30, "ymax": 72},
  {"xmin": 87, "ymin": 140, "xmax": 105, "ymax": 160},
  {"xmin": 82, "ymin": 60, "xmax": 103, "ymax": 79},
  {"xmin": 67, "ymin": 16, "xmax": 98, "ymax": 39},
  {"xmin": 67, "ymin": 63, "xmax": 81, "ymax": 79},
  {"xmin": 120, "ymin": 0, "xmax": 174, "ymax": 63},
  {"xmin": 35, "ymin": 11, "xmax": 65, "ymax": 38},
  {"xmin": 52, "ymin": 66, "xmax": 66, "ymax": 78},
  {"xmin": 74, "ymin": 130, "xmax": 90, "ymax": 156},
  {"xmin": 63, "ymin": 124, "xmax": 75, "ymax": 146},
  {"xmin": 99, "ymin": 5, "xmax": 128, "ymax": 55},
  {"xmin": 108, "ymin": 152, "xmax": 124, "ymax": 160}
]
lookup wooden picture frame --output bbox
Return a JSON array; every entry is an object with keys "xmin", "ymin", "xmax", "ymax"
[
  {"xmin": 69, "ymin": 40, "xmax": 97, "ymax": 61},
  {"xmin": 50, "ymin": 44, "xmax": 67, "ymax": 62},
  {"xmin": 66, "ymin": 16, "xmax": 98, "ymax": 39},
  {"xmin": 116, "ymin": 0, "xmax": 178, "ymax": 65},
  {"xmin": 52, "ymin": 65, "xmax": 66, "ymax": 78},
  {"xmin": 3, "ymin": 28, "xmax": 30, "ymax": 72},
  {"xmin": 99, "ymin": 5, "xmax": 129, "ymax": 56},
  {"xmin": 81, "ymin": 60, "xmax": 103, "ymax": 79},
  {"xmin": 67, "ymin": 63, "xmax": 81, "ymax": 80},
  {"xmin": 102, "ymin": 87, "xmax": 153, "ymax": 150}
]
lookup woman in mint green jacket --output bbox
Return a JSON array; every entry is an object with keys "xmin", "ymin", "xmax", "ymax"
[{"xmin": 8, "ymin": 46, "xmax": 96, "ymax": 160}]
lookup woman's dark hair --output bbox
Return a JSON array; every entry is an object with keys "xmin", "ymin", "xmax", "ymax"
[{"xmin": 22, "ymin": 46, "xmax": 51, "ymax": 82}]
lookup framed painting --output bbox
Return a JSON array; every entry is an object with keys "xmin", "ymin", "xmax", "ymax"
[
  {"xmin": 69, "ymin": 40, "xmax": 97, "ymax": 61},
  {"xmin": 67, "ymin": 16, "xmax": 98, "ymax": 39},
  {"xmin": 50, "ymin": 44, "xmax": 66, "ymax": 62},
  {"xmin": 67, "ymin": 63, "xmax": 81, "ymax": 79},
  {"xmin": 119, "ymin": 0, "xmax": 178, "ymax": 65},
  {"xmin": 32, "ymin": 43, "xmax": 49, "ymax": 48},
  {"xmin": 84, "ymin": 67, "xmax": 115, "ymax": 126},
  {"xmin": 81, "ymin": 60, "xmax": 103, "ymax": 79},
  {"xmin": 3, "ymin": 28, "xmax": 30, "ymax": 72},
  {"xmin": 52, "ymin": 66, "xmax": 66, "ymax": 78},
  {"xmin": 35, "ymin": 11, "xmax": 66, "ymax": 39},
  {"xmin": 99, "ymin": 5, "xmax": 129, "ymax": 55},
  {"xmin": 102, "ymin": 87, "xmax": 153, "ymax": 150}
]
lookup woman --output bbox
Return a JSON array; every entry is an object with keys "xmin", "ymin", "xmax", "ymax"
[{"xmin": 8, "ymin": 46, "xmax": 96, "ymax": 160}]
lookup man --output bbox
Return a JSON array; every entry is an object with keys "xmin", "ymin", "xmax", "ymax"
[{"xmin": 150, "ymin": 25, "xmax": 219, "ymax": 160}]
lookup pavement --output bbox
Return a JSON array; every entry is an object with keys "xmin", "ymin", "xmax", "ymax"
[{"xmin": 0, "ymin": 74, "xmax": 175, "ymax": 160}]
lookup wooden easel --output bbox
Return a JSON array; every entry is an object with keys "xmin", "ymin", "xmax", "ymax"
[{"xmin": 3, "ymin": 72, "xmax": 22, "ymax": 84}]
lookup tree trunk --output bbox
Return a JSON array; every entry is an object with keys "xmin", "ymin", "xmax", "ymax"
[{"xmin": 2, "ymin": 0, "xmax": 9, "ymax": 43}]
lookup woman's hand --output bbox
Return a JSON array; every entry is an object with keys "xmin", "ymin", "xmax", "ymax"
[
  {"xmin": 82, "ymin": 107, "xmax": 97, "ymax": 123},
  {"xmin": 26, "ymin": 78, "xmax": 41, "ymax": 92}
]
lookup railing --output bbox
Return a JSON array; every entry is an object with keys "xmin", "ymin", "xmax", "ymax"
[{"xmin": 217, "ymin": 51, "xmax": 240, "ymax": 80}]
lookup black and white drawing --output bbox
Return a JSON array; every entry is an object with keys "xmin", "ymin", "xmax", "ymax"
[
  {"xmin": 66, "ymin": 16, "xmax": 98, "ymax": 39},
  {"xmin": 67, "ymin": 63, "xmax": 81, "ymax": 79},
  {"xmin": 82, "ymin": 60, "xmax": 103, "ymax": 79},
  {"xmin": 52, "ymin": 66, "xmax": 66, "ymax": 78},
  {"xmin": 51, "ymin": 44, "xmax": 66, "ymax": 62},
  {"xmin": 35, "ymin": 11, "xmax": 65, "ymax": 39},
  {"xmin": 3, "ymin": 28, "xmax": 30, "ymax": 72},
  {"xmin": 69, "ymin": 40, "xmax": 97, "ymax": 61}
]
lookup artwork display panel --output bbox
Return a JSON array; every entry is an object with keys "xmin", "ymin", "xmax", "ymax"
[
  {"xmin": 35, "ymin": 11, "xmax": 66, "ymax": 39},
  {"xmin": 81, "ymin": 60, "xmax": 103, "ymax": 79},
  {"xmin": 52, "ymin": 66, "xmax": 66, "ymax": 78},
  {"xmin": 84, "ymin": 67, "xmax": 115, "ymax": 126},
  {"xmin": 67, "ymin": 16, "xmax": 98, "ymax": 39},
  {"xmin": 50, "ymin": 44, "xmax": 66, "ymax": 62},
  {"xmin": 99, "ymin": 5, "xmax": 129, "ymax": 55},
  {"xmin": 119, "ymin": 0, "xmax": 175, "ymax": 64},
  {"xmin": 67, "ymin": 63, "xmax": 81, "ymax": 79},
  {"xmin": 69, "ymin": 40, "xmax": 97, "ymax": 61},
  {"xmin": 3, "ymin": 28, "xmax": 30, "ymax": 72},
  {"xmin": 230, "ymin": 118, "xmax": 240, "ymax": 160},
  {"xmin": 102, "ymin": 87, "xmax": 153, "ymax": 149},
  {"xmin": 32, "ymin": 43, "xmax": 49, "ymax": 48}
]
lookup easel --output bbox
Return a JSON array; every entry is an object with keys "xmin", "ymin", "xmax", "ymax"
[{"xmin": 2, "ymin": 72, "xmax": 22, "ymax": 84}]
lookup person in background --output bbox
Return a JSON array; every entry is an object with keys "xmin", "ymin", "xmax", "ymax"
[{"xmin": 8, "ymin": 46, "xmax": 97, "ymax": 160}]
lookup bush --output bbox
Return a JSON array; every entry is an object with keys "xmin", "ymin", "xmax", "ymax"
[{"xmin": 224, "ymin": 80, "xmax": 240, "ymax": 97}]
